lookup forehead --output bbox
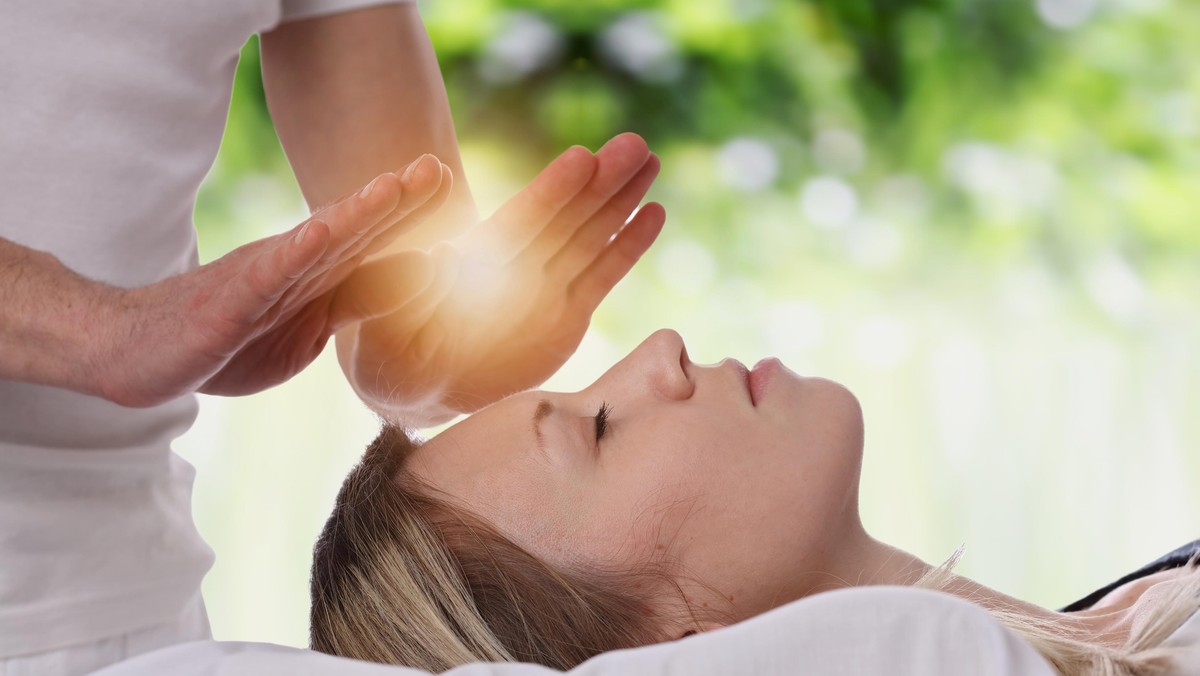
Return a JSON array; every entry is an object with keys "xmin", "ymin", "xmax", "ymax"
[{"xmin": 409, "ymin": 392, "xmax": 540, "ymax": 500}]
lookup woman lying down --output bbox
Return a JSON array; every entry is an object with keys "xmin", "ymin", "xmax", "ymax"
[{"xmin": 310, "ymin": 329, "xmax": 1200, "ymax": 675}]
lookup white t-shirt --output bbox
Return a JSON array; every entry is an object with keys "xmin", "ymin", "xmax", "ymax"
[{"xmin": 0, "ymin": 0, "xmax": 406, "ymax": 658}]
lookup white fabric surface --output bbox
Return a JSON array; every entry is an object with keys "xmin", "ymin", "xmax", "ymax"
[
  {"xmin": 0, "ymin": 593, "xmax": 210, "ymax": 676},
  {"xmin": 89, "ymin": 587, "xmax": 1057, "ymax": 676},
  {"xmin": 0, "ymin": 0, "xmax": 409, "ymax": 659},
  {"xmin": 1162, "ymin": 610, "xmax": 1200, "ymax": 674}
]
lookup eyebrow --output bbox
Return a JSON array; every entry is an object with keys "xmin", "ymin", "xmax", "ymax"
[{"xmin": 532, "ymin": 398, "xmax": 554, "ymax": 452}]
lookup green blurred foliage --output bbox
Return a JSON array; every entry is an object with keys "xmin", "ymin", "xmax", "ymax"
[{"xmin": 199, "ymin": 0, "xmax": 1200, "ymax": 324}]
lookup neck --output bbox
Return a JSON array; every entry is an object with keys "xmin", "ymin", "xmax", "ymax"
[
  {"xmin": 835, "ymin": 531, "xmax": 1121, "ymax": 645},
  {"xmin": 835, "ymin": 535, "xmax": 1070, "ymax": 624}
]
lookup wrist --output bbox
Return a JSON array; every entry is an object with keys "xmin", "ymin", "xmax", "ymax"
[
  {"xmin": 334, "ymin": 326, "xmax": 462, "ymax": 428},
  {"xmin": 367, "ymin": 393, "xmax": 461, "ymax": 430},
  {"xmin": 79, "ymin": 282, "xmax": 139, "ymax": 404},
  {"xmin": 0, "ymin": 246, "xmax": 127, "ymax": 397}
]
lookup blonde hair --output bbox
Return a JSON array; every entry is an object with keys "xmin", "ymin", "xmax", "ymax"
[
  {"xmin": 914, "ymin": 548, "xmax": 1200, "ymax": 675},
  {"xmin": 311, "ymin": 424, "xmax": 1200, "ymax": 675},
  {"xmin": 309, "ymin": 425, "xmax": 693, "ymax": 671}
]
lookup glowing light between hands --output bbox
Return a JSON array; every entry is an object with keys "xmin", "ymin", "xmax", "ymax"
[{"xmin": 440, "ymin": 234, "xmax": 531, "ymax": 323}]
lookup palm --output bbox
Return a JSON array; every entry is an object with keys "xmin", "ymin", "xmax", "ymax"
[
  {"xmin": 361, "ymin": 244, "xmax": 594, "ymax": 411},
  {"xmin": 341, "ymin": 134, "xmax": 664, "ymax": 424},
  {"xmin": 195, "ymin": 292, "xmax": 336, "ymax": 395}
]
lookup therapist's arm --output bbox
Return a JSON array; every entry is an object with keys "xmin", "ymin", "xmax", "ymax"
[
  {"xmin": 261, "ymin": 5, "xmax": 664, "ymax": 425},
  {"xmin": 0, "ymin": 163, "xmax": 442, "ymax": 407},
  {"xmin": 260, "ymin": 2, "xmax": 476, "ymax": 250}
]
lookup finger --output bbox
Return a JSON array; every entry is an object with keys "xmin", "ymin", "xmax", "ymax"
[
  {"xmin": 278, "ymin": 159, "xmax": 445, "ymax": 311},
  {"xmin": 523, "ymin": 132, "xmax": 651, "ymax": 265},
  {"xmin": 568, "ymin": 202, "xmax": 665, "ymax": 311},
  {"xmin": 483, "ymin": 146, "xmax": 597, "ymax": 261},
  {"xmin": 316, "ymin": 172, "xmax": 403, "ymax": 246},
  {"xmin": 544, "ymin": 152, "xmax": 660, "ymax": 284},
  {"xmin": 308, "ymin": 154, "xmax": 443, "ymax": 274},
  {"xmin": 327, "ymin": 250, "xmax": 435, "ymax": 330},
  {"xmin": 288, "ymin": 172, "xmax": 401, "ymax": 281},
  {"xmin": 218, "ymin": 218, "xmax": 331, "ymax": 326},
  {"xmin": 356, "ymin": 155, "xmax": 445, "ymax": 246},
  {"xmin": 360, "ymin": 162, "xmax": 454, "ymax": 258}
]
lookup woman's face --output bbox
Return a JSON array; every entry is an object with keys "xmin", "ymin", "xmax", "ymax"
[{"xmin": 407, "ymin": 329, "xmax": 867, "ymax": 624}]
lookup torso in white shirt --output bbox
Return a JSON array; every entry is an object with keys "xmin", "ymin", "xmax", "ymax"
[{"xmin": 0, "ymin": 0, "xmax": 402, "ymax": 658}]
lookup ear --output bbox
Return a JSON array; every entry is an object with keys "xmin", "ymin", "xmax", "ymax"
[{"xmin": 675, "ymin": 621, "xmax": 727, "ymax": 640}]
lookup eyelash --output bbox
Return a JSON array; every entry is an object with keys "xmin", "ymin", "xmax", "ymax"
[{"xmin": 594, "ymin": 402, "xmax": 612, "ymax": 442}]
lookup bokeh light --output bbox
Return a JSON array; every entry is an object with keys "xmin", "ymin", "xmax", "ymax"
[
  {"xmin": 477, "ymin": 12, "xmax": 564, "ymax": 84},
  {"xmin": 800, "ymin": 176, "xmax": 859, "ymax": 229},
  {"xmin": 716, "ymin": 137, "xmax": 779, "ymax": 192}
]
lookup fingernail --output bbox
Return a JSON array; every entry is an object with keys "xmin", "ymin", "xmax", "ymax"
[
  {"xmin": 402, "ymin": 154, "xmax": 432, "ymax": 183},
  {"xmin": 294, "ymin": 221, "xmax": 311, "ymax": 244},
  {"xmin": 359, "ymin": 175, "xmax": 383, "ymax": 199}
]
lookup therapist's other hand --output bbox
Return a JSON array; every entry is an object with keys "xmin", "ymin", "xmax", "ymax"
[
  {"xmin": 93, "ymin": 154, "xmax": 450, "ymax": 407},
  {"xmin": 338, "ymin": 133, "xmax": 664, "ymax": 426}
]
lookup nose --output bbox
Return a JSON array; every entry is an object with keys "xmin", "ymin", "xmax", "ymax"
[
  {"xmin": 637, "ymin": 329, "xmax": 694, "ymax": 401},
  {"xmin": 587, "ymin": 329, "xmax": 695, "ymax": 402}
]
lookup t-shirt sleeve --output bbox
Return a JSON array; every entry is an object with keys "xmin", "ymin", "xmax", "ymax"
[{"xmin": 280, "ymin": 0, "xmax": 415, "ymax": 23}]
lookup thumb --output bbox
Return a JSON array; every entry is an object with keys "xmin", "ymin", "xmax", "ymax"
[
  {"xmin": 210, "ymin": 218, "xmax": 330, "ymax": 326},
  {"xmin": 327, "ymin": 250, "xmax": 435, "ymax": 330}
]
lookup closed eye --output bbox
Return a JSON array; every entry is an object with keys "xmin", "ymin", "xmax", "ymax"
[{"xmin": 594, "ymin": 402, "xmax": 612, "ymax": 445}]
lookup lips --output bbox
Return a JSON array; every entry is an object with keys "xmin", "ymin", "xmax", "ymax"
[
  {"xmin": 748, "ymin": 358, "xmax": 780, "ymax": 406},
  {"xmin": 724, "ymin": 357, "xmax": 781, "ymax": 406}
]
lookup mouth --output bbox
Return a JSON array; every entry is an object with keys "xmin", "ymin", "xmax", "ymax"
[{"xmin": 748, "ymin": 358, "xmax": 780, "ymax": 405}]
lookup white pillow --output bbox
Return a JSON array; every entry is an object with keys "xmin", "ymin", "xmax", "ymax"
[
  {"xmin": 1161, "ymin": 608, "xmax": 1200, "ymax": 672},
  {"xmin": 89, "ymin": 586, "xmax": 1054, "ymax": 676}
]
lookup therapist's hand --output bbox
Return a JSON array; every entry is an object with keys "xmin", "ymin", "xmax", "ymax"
[
  {"xmin": 92, "ymin": 154, "xmax": 450, "ymax": 407},
  {"xmin": 337, "ymin": 133, "xmax": 664, "ymax": 425}
]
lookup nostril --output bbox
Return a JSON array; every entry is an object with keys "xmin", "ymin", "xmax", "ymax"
[{"xmin": 676, "ymin": 346, "xmax": 696, "ymax": 399}]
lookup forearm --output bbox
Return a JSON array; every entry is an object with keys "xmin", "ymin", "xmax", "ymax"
[
  {"xmin": 261, "ymin": 4, "xmax": 478, "ymax": 252},
  {"xmin": 0, "ymin": 237, "xmax": 117, "ymax": 395}
]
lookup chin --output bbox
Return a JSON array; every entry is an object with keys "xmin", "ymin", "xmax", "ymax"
[
  {"xmin": 780, "ymin": 365, "xmax": 863, "ymax": 421},
  {"xmin": 786, "ymin": 373, "xmax": 865, "ymax": 458},
  {"xmin": 813, "ymin": 376, "xmax": 863, "ymax": 420}
]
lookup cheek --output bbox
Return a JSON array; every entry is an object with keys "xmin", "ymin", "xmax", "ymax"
[
  {"xmin": 686, "ymin": 413, "xmax": 862, "ymax": 558},
  {"xmin": 611, "ymin": 422, "xmax": 758, "ymax": 552},
  {"xmin": 467, "ymin": 468, "xmax": 588, "ymax": 567},
  {"xmin": 793, "ymin": 378, "xmax": 864, "ymax": 452},
  {"xmin": 571, "ymin": 424, "xmax": 713, "ymax": 563},
  {"xmin": 788, "ymin": 383, "xmax": 865, "ymax": 500},
  {"xmin": 761, "ymin": 376, "xmax": 863, "ymax": 479}
]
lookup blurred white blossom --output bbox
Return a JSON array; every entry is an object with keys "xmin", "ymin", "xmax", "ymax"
[
  {"xmin": 598, "ymin": 13, "xmax": 683, "ymax": 82},
  {"xmin": 717, "ymin": 137, "xmax": 780, "ymax": 191},
  {"xmin": 477, "ymin": 13, "xmax": 564, "ymax": 84},
  {"xmin": 800, "ymin": 176, "xmax": 859, "ymax": 229},
  {"xmin": 1036, "ymin": 0, "xmax": 1099, "ymax": 29}
]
